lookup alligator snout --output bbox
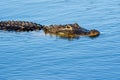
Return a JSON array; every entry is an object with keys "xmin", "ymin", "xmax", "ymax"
[{"xmin": 88, "ymin": 29, "xmax": 100, "ymax": 37}]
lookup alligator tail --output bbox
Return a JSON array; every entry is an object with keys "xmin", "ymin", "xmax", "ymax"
[{"xmin": 0, "ymin": 21, "xmax": 44, "ymax": 32}]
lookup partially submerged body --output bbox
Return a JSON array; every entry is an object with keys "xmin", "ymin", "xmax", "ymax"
[{"xmin": 0, "ymin": 21, "xmax": 100, "ymax": 38}]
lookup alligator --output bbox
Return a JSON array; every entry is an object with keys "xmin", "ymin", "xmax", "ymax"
[{"xmin": 0, "ymin": 21, "xmax": 100, "ymax": 38}]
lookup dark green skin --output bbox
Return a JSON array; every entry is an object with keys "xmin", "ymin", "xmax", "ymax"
[
  {"xmin": 0, "ymin": 21, "xmax": 43, "ymax": 31},
  {"xmin": 0, "ymin": 21, "xmax": 100, "ymax": 38}
]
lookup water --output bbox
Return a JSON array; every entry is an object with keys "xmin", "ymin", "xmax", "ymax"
[{"xmin": 0, "ymin": 0, "xmax": 120, "ymax": 80}]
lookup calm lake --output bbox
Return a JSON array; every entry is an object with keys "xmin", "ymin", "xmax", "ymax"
[{"xmin": 0, "ymin": 0, "xmax": 120, "ymax": 80}]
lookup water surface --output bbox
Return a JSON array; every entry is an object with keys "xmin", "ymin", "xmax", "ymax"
[{"xmin": 0, "ymin": 0, "xmax": 120, "ymax": 80}]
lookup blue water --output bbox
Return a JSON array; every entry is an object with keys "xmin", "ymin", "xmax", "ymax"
[{"xmin": 0, "ymin": 0, "xmax": 120, "ymax": 80}]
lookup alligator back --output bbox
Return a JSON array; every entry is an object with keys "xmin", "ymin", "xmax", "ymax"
[{"xmin": 0, "ymin": 21, "xmax": 43, "ymax": 31}]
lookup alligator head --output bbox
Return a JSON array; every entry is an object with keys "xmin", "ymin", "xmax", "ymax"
[{"xmin": 43, "ymin": 23, "xmax": 100, "ymax": 38}]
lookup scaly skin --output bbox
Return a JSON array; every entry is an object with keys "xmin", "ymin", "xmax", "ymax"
[
  {"xmin": 0, "ymin": 21, "xmax": 43, "ymax": 31},
  {"xmin": 0, "ymin": 21, "xmax": 100, "ymax": 38}
]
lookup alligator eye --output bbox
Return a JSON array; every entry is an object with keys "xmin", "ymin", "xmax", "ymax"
[
  {"xmin": 66, "ymin": 26, "xmax": 71, "ymax": 28},
  {"xmin": 66, "ymin": 25, "xmax": 72, "ymax": 30}
]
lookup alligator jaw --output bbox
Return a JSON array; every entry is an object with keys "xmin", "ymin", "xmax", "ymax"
[{"xmin": 44, "ymin": 30, "xmax": 100, "ymax": 39}]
